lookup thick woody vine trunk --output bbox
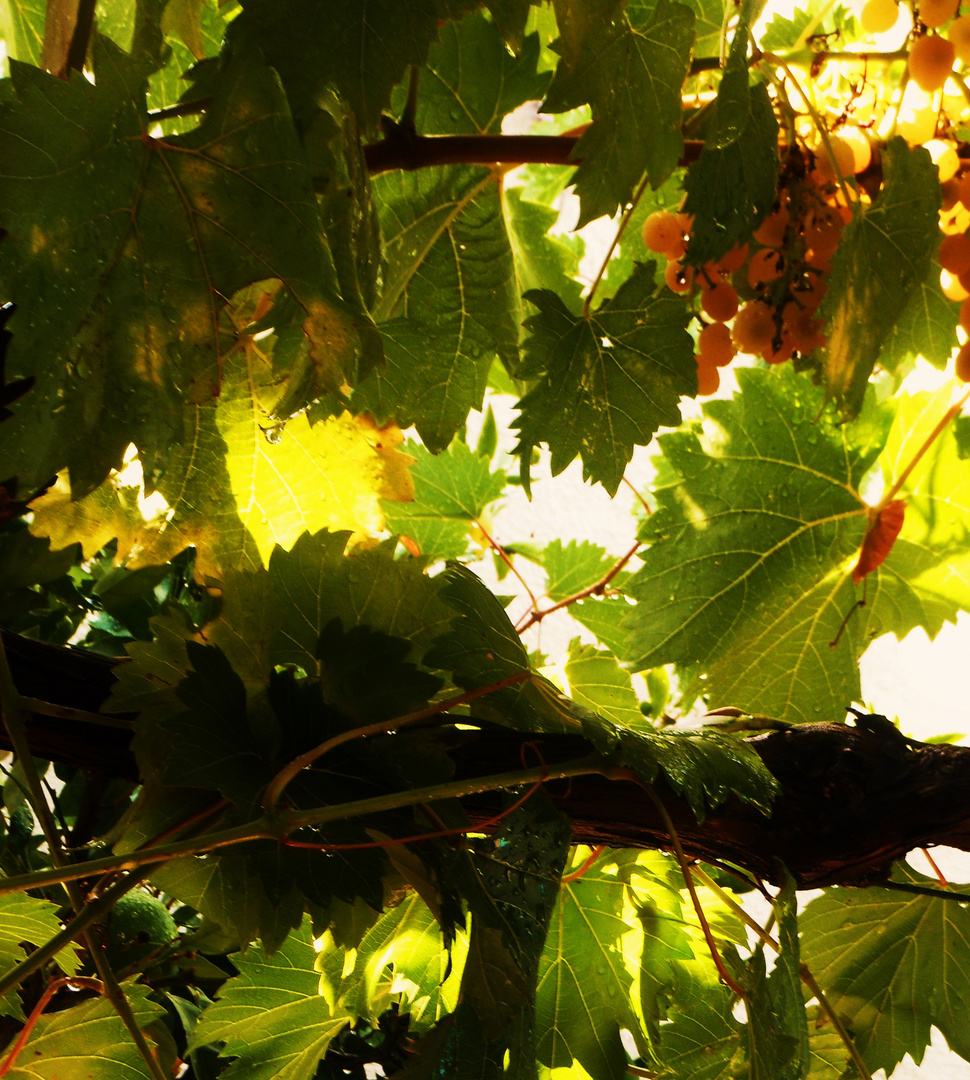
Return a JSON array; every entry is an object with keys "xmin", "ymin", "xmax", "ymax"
[{"xmin": 4, "ymin": 628, "xmax": 969, "ymax": 890}]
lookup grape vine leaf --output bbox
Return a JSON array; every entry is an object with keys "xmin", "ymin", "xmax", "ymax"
[
  {"xmin": 382, "ymin": 438, "xmax": 506, "ymax": 560},
  {"xmin": 760, "ymin": 7, "xmax": 813, "ymax": 49},
  {"xmin": 820, "ymin": 138, "xmax": 941, "ymax": 416},
  {"xmin": 317, "ymin": 619, "xmax": 444, "ymax": 723},
  {"xmin": 514, "ymin": 262, "xmax": 696, "ymax": 495},
  {"xmin": 542, "ymin": 539, "xmax": 625, "ymax": 601},
  {"xmin": 571, "ymin": 595, "xmax": 640, "ymax": 655},
  {"xmin": 683, "ymin": 81, "xmax": 780, "ymax": 266},
  {"xmin": 543, "ymin": 0, "xmax": 696, "ymax": 224},
  {"xmin": 436, "ymin": 796, "xmax": 571, "ymax": 1078},
  {"xmin": 354, "ymin": 14, "xmax": 546, "ymax": 451},
  {"xmin": 565, "ymin": 639, "xmax": 644, "ymax": 728},
  {"xmin": 536, "ymin": 866, "xmax": 648, "ymax": 1079},
  {"xmin": 869, "ymin": 387, "xmax": 970, "ymax": 660},
  {"xmin": 656, "ymin": 982, "xmax": 746, "ymax": 1080},
  {"xmin": 215, "ymin": 343, "xmax": 415, "ymax": 566},
  {"xmin": 3, "ymin": 981, "xmax": 165, "ymax": 1079},
  {"xmin": 0, "ymin": 0, "xmax": 44, "ymax": 64},
  {"xmin": 877, "ymin": 261, "xmax": 959, "ymax": 371},
  {"xmin": 744, "ymin": 876, "xmax": 808, "ymax": 1080},
  {"xmin": 503, "ymin": 187, "xmax": 584, "ymax": 316},
  {"xmin": 0, "ymin": 43, "xmax": 370, "ymax": 497},
  {"xmin": 222, "ymin": 0, "xmax": 478, "ymax": 134},
  {"xmin": 622, "ymin": 365, "xmax": 892, "ymax": 724},
  {"xmin": 265, "ymin": 530, "xmax": 453, "ymax": 676},
  {"xmin": 320, "ymin": 891, "xmax": 466, "ymax": 1033},
  {"xmin": 800, "ymin": 867, "xmax": 970, "ymax": 1074},
  {"xmin": 0, "ymin": 894, "xmax": 82, "ymax": 1020},
  {"xmin": 189, "ymin": 914, "xmax": 351, "ymax": 1080},
  {"xmin": 425, "ymin": 562, "xmax": 583, "ymax": 733}
]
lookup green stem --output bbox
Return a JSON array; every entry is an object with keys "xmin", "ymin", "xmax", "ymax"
[
  {"xmin": 0, "ymin": 758, "xmax": 606, "ymax": 897},
  {"xmin": 261, "ymin": 671, "xmax": 532, "ymax": 809}
]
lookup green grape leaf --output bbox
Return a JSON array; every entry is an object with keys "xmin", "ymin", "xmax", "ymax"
[
  {"xmin": 189, "ymin": 914, "xmax": 351, "ymax": 1079},
  {"xmin": 571, "ymin": 595, "xmax": 640, "ymax": 655},
  {"xmin": 623, "ymin": 365, "xmax": 892, "ymax": 724},
  {"xmin": 160, "ymin": 641, "xmax": 272, "ymax": 806},
  {"xmin": 615, "ymin": 727, "xmax": 778, "ymax": 816},
  {"xmin": 0, "ymin": 894, "xmax": 81, "ymax": 1020},
  {"xmin": 542, "ymin": 539, "xmax": 625, "ymax": 602},
  {"xmin": 760, "ymin": 7, "xmax": 812, "ymax": 49},
  {"xmin": 266, "ymin": 531, "xmax": 453, "ymax": 677},
  {"xmin": 317, "ymin": 619, "xmax": 444, "ymax": 723},
  {"xmin": 543, "ymin": 0, "xmax": 695, "ymax": 224},
  {"xmin": 504, "ymin": 186, "xmax": 584, "ymax": 315},
  {"xmin": 656, "ymin": 983, "xmax": 746, "ymax": 1080},
  {"xmin": 222, "ymin": 0, "xmax": 477, "ymax": 133},
  {"xmin": 3, "ymin": 982, "xmax": 165, "ymax": 1079},
  {"xmin": 711, "ymin": 21, "xmax": 752, "ymax": 150},
  {"xmin": 425, "ymin": 562, "xmax": 584, "ymax": 733},
  {"xmin": 820, "ymin": 138, "xmax": 941, "ymax": 416},
  {"xmin": 323, "ymin": 891, "xmax": 466, "ymax": 1033},
  {"xmin": 1, "ymin": 0, "xmax": 44, "ymax": 63},
  {"xmin": 0, "ymin": 44, "xmax": 370, "ymax": 497},
  {"xmin": 800, "ymin": 868, "xmax": 970, "ymax": 1074},
  {"xmin": 537, "ymin": 868, "xmax": 647, "ymax": 1079},
  {"xmin": 682, "ymin": 0, "xmax": 725, "ymax": 56},
  {"xmin": 486, "ymin": 0, "xmax": 533, "ymax": 49},
  {"xmin": 683, "ymin": 81, "xmax": 780, "ymax": 266},
  {"xmin": 439, "ymin": 796, "xmax": 572, "ymax": 1076},
  {"xmin": 382, "ymin": 438, "xmax": 506, "ymax": 561},
  {"xmin": 877, "ymin": 261, "xmax": 959, "ymax": 372},
  {"xmin": 514, "ymin": 263, "xmax": 695, "ymax": 495},
  {"xmin": 565, "ymin": 640, "xmax": 644, "ymax": 728},
  {"xmin": 354, "ymin": 15, "xmax": 548, "ymax": 451},
  {"xmin": 745, "ymin": 876, "xmax": 808, "ymax": 1080},
  {"xmin": 869, "ymin": 387, "xmax": 970, "ymax": 653}
]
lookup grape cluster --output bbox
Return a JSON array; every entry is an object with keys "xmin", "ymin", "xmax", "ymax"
[{"xmin": 641, "ymin": 149, "xmax": 864, "ymax": 394}]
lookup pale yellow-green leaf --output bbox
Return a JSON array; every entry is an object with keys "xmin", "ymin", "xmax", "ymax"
[
  {"xmin": 0, "ymin": 893, "xmax": 82, "ymax": 1020},
  {"xmin": 216, "ymin": 344, "xmax": 414, "ymax": 566},
  {"xmin": 3, "ymin": 981, "xmax": 164, "ymax": 1078}
]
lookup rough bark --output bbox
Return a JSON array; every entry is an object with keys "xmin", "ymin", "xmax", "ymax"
[{"xmin": 4, "ymin": 629, "xmax": 970, "ymax": 889}]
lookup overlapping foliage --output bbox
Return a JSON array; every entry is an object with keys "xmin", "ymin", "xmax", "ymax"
[{"xmin": 1, "ymin": 0, "xmax": 970, "ymax": 1077}]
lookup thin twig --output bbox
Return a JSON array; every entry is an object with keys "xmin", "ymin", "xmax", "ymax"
[
  {"xmin": 645, "ymin": 788, "xmax": 747, "ymax": 998},
  {"xmin": 583, "ymin": 176, "xmax": 651, "ymax": 318},
  {"xmin": 0, "ymin": 977, "xmax": 103, "ymax": 1076},
  {"xmin": 516, "ymin": 542, "xmax": 641, "ymax": 634},
  {"xmin": 261, "ymin": 671, "xmax": 532, "ymax": 809},
  {"xmin": 475, "ymin": 517, "xmax": 541, "ymax": 616},
  {"xmin": 561, "ymin": 845, "xmax": 606, "ymax": 884}
]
